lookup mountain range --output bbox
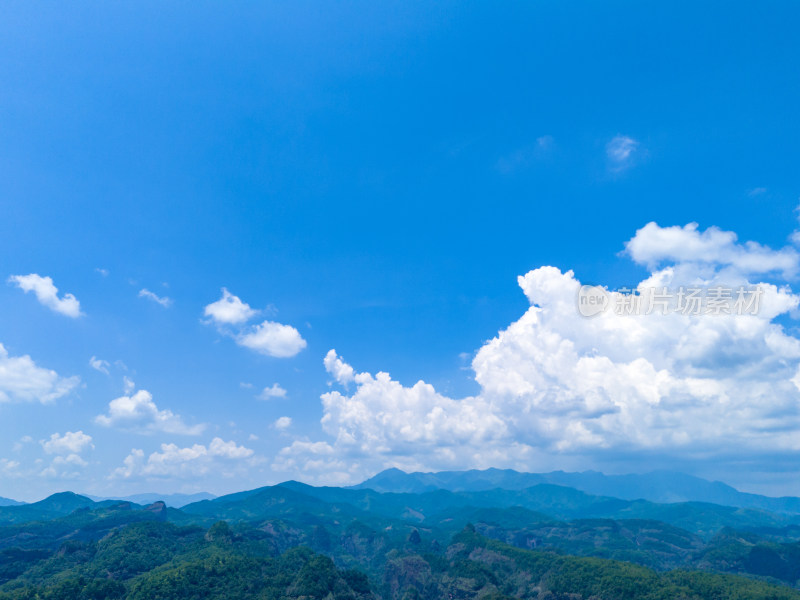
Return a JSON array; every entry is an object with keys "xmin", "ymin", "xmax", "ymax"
[
  {"xmin": 4, "ymin": 470, "xmax": 800, "ymax": 598},
  {"xmin": 354, "ymin": 468, "xmax": 800, "ymax": 514},
  {"xmin": 86, "ymin": 492, "xmax": 216, "ymax": 508},
  {"xmin": 6, "ymin": 467, "xmax": 799, "ymax": 513}
]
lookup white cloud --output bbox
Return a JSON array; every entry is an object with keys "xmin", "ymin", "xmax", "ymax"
[
  {"xmin": 12, "ymin": 436, "xmax": 33, "ymax": 453},
  {"xmin": 203, "ymin": 290, "xmax": 306, "ymax": 358},
  {"xmin": 274, "ymin": 416, "xmax": 292, "ymax": 430},
  {"xmin": 606, "ymin": 135, "xmax": 639, "ymax": 171},
  {"xmin": 273, "ymin": 440, "xmax": 358, "ymax": 486},
  {"xmin": 0, "ymin": 459, "xmax": 20, "ymax": 477},
  {"xmin": 138, "ymin": 288, "xmax": 172, "ymax": 307},
  {"xmin": 209, "ymin": 437, "xmax": 254, "ymax": 458},
  {"xmin": 40, "ymin": 450, "xmax": 90, "ymax": 479},
  {"xmin": 123, "ymin": 376, "xmax": 135, "ymax": 395},
  {"xmin": 8, "ymin": 274, "xmax": 82, "ymax": 318},
  {"xmin": 0, "ymin": 343, "xmax": 79, "ymax": 404},
  {"xmin": 52, "ymin": 454, "xmax": 87, "ymax": 467},
  {"xmin": 275, "ymin": 220, "xmax": 800, "ymax": 486},
  {"xmin": 41, "ymin": 431, "xmax": 93, "ymax": 455},
  {"xmin": 625, "ymin": 222, "xmax": 800, "ymax": 277},
  {"xmin": 89, "ymin": 356, "xmax": 110, "ymax": 375},
  {"xmin": 237, "ymin": 321, "xmax": 307, "ymax": 358},
  {"xmin": 95, "ymin": 268, "xmax": 109, "ymax": 277},
  {"xmin": 324, "ymin": 350, "xmax": 355, "ymax": 385},
  {"xmin": 204, "ymin": 288, "xmax": 258, "ymax": 325},
  {"xmin": 259, "ymin": 383, "xmax": 287, "ymax": 400},
  {"xmin": 789, "ymin": 201, "xmax": 800, "ymax": 246},
  {"xmin": 112, "ymin": 437, "xmax": 254, "ymax": 479},
  {"xmin": 95, "ymin": 389, "xmax": 205, "ymax": 435}
]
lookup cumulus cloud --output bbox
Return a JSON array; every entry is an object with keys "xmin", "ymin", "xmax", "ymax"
[
  {"xmin": 0, "ymin": 344, "xmax": 79, "ymax": 404},
  {"xmin": 259, "ymin": 383, "xmax": 287, "ymax": 400},
  {"xmin": 324, "ymin": 350, "xmax": 355, "ymax": 385},
  {"xmin": 41, "ymin": 431, "xmax": 94, "ymax": 455},
  {"xmin": 273, "ymin": 440, "xmax": 358, "ymax": 486},
  {"xmin": 40, "ymin": 453, "xmax": 91, "ymax": 479},
  {"xmin": 112, "ymin": 437, "xmax": 254, "ymax": 479},
  {"xmin": 203, "ymin": 290, "xmax": 306, "ymax": 358},
  {"xmin": 606, "ymin": 135, "xmax": 639, "ymax": 172},
  {"xmin": 236, "ymin": 321, "xmax": 307, "ymax": 358},
  {"xmin": 39, "ymin": 431, "xmax": 93, "ymax": 478},
  {"xmin": 8, "ymin": 274, "xmax": 82, "ymax": 317},
  {"xmin": 95, "ymin": 389, "xmax": 205, "ymax": 435},
  {"xmin": 625, "ymin": 222, "xmax": 800, "ymax": 277},
  {"xmin": 138, "ymin": 288, "xmax": 172, "ymax": 307},
  {"xmin": 204, "ymin": 288, "xmax": 258, "ymax": 325},
  {"xmin": 274, "ymin": 416, "xmax": 292, "ymax": 430},
  {"xmin": 275, "ymin": 220, "xmax": 800, "ymax": 485}
]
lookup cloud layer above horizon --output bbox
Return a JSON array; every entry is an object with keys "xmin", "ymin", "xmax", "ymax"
[
  {"xmin": 276, "ymin": 221, "xmax": 800, "ymax": 485},
  {"xmin": 4, "ymin": 220, "xmax": 800, "ymax": 496}
]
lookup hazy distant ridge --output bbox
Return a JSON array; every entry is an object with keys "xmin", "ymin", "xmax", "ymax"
[
  {"xmin": 353, "ymin": 468, "xmax": 800, "ymax": 515},
  {"xmin": 87, "ymin": 492, "xmax": 216, "ymax": 508}
]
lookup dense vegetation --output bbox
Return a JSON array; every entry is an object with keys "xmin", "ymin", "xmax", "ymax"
[{"xmin": 2, "ymin": 478, "xmax": 800, "ymax": 599}]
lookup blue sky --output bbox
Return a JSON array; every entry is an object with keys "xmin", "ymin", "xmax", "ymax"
[{"xmin": 2, "ymin": 2, "xmax": 800, "ymax": 501}]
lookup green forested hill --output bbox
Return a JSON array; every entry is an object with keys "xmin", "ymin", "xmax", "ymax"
[
  {"xmin": 2, "ymin": 481, "xmax": 800, "ymax": 599},
  {"xmin": 0, "ymin": 515, "xmax": 798, "ymax": 600},
  {"xmin": 0, "ymin": 493, "xmax": 102, "ymax": 526},
  {"xmin": 182, "ymin": 480, "xmax": 800, "ymax": 539}
]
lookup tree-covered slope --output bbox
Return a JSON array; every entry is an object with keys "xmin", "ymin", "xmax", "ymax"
[
  {"xmin": 2, "ymin": 516, "xmax": 797, "ymax": 600},
  {"xmin": 183, "ymin": 481, "xmax": 800, "ymax": 539},
  {"xmin": 4, "ymin": 479, "xmax": 800, "ymax": 596}
]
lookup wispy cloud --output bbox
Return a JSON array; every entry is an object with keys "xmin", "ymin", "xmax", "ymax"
[
  {"xmin": 138, "ymin": 288, "xmax": 172, "ymax": 307},
  {"xmin": 89, "ymin": 356, "xmax": 110, "ymax": 375},
  {"xmin": 606, "ymin": 135, "xmax": 640, "ymax": 172},
  {"xmin": 496, "ymin": 135, "xmax": 554, "ymax": 174}
]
